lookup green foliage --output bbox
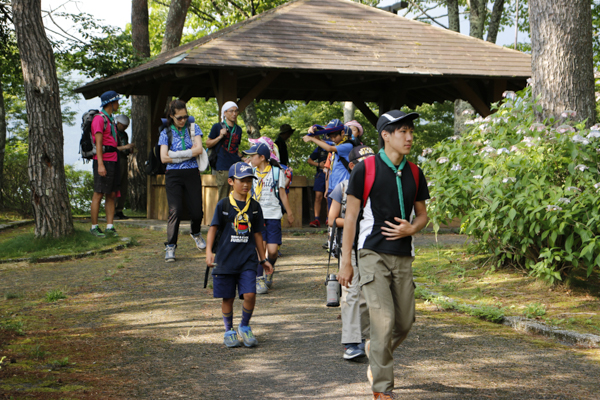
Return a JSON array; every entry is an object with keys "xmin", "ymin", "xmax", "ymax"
[
  {"xmin": 404, "ymin": 101, "xmax": 454, "ymax": 162},
  {"xmin": 2, "ymin": 139, "xmax": 31, "ymax": 216},
  {"xmin": 423, "ymin": 87, "xmax": 600, "ymax": 283},
  {"xmin": 64, "ymin": 165, "xmax": 94, "ymax": 215},
  {"xmin": 31, "ymin": 344, "xmax": 49, "ymax": 360},
  {"xmin": 0, "ymin": 319, "xmax": 25, "ymax": 336},
  {"xmin": 45, "ymin": 289, "xmax": 67, "ymax": 303},
  {"xmin": 523, "ymin": 302, "xmax": 546, "ymax": 318},
  {"xmin": 4, "ymin": 291, "xmax": 23, "ymax": 300}
]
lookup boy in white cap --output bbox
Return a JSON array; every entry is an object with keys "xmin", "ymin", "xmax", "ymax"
[{"xmin": 206, "ymin": 101, "xmax": 243, "ymax": 200}]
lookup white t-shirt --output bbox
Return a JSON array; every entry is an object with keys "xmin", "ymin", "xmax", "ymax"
[{"xmin": 253, "ymin": 166, "xmax": 286, "ymax": 220}]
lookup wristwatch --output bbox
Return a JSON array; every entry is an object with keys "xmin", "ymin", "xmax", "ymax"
[{"xmin": 259, "ymin": 259, "xmax": 267, "ymax": 264}]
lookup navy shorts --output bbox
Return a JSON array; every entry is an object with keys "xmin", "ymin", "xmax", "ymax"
[
  {"xmin": 313, "ymin": 170, "xmax": 326, "ymax": 193},
  {"xmin": 213, "ymin": 269, "xmax": 256, "ymax": 299},
  {"xmin": 262, "ymin": 219, "xmax": 282, "ymax": 245}
]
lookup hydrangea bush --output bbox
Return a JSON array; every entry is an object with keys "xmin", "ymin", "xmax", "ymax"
[{"xmin": 422, "ymin": 87, "xmax": 600, "ymax": 283}]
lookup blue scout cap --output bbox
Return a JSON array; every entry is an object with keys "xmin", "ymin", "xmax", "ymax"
[
  {"xmin": 242, "ymin": 142, "xmax": 270, "ymax": 160},
  {"xmin": 229, "ymin": 162, "xmax": 256, "ymax": 179},
  {"xmin": 100, "ymin": 90, "xmax": 123, "ymax": 107}
]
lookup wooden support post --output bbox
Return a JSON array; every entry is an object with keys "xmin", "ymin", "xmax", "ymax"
[
  {"xmin": 238, "ymin": 71, "xmax": 281, "ymax": 112},
  {"xmin": 217, "ymin": 69, "xmax": 237, "ymax": 111},
  {"xmin": 352, "ymin": 100, "xmax": 378, "ymax": 128},
  {"xmin": 453, "ymin": 79, "xmax": 491, "ymax": 117},
  {"xmin": 493, "ymin": 79, "xmax": 508, "ymax": 103}
]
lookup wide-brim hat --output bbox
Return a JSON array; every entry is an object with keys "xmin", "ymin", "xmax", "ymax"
[
  {"xmin": 279, "ymin": 124, "xmax": 295, "ymax": 135},
  {"xmin": 312, "ymin": 118, "xmax": 346, "ymax": 136},
  {"xmin": 376, "ymin": 110, "xmax": 419, "ymax": 133},
  {"xmin": 229, "ymin": 162, "xmax": 256, "ymax": 179},
  {"xmin": 100, "ymin": 90, "xmax": 122, "ymax": 107}
]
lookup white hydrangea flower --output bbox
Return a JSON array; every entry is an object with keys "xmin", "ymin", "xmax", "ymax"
[
  {"xmin": 502, "ymin": 177, "xmax": 516, "ymax": 183},
  {"xmin": 594, "ymin": 182, "xmax": 600, "ymax": 190},
  {"xmin": 472, "ymin": 152, "xmax": 479, "ymax": 156},
  {"xmin": 586, "ymin": 130, "xmax": 600, "ymax": 139},
  {"xmin": 546, "ymin": 205, "xmax": 562, "ymax": 212},
  {"xmin": 483, "ymin": 140, "xmax": 490, "ymax": 145},
  {"xmin": 450, "ymin": 163, "xmax": 462, "ymax": 171},
  {"xmin": 464, "ymin": 120, "xmax": 475, "ymax": 125},
  {"xmin": 422, "ymin": 147, "xmax": 434, "ymax": 156},
  {"xmin": 565, "ymin": 186, "xmax": 581, "ymax": 192},
  {"xmin": 591, "ymin": 124, "xmax": 600, "ymax": 130},
  {"xmin": 575, "ymin": 164, "xmax": 589, "ymax": 171},
  {"xmin": 502, "ymin": 90, "xmax": 517, "ymax": 100},
  {"xmin": 448, "ymin": 135, "xmax": 460, "ymax": 141},
  {"xmin": 417, "ymin": 156, "xmax": 427, "ymax": 164},
  {"xmin": 427, "ymin": 182, "xmax": 435, "ymax": 187},
  {"xmin": 526, "ymin": 78, "xmax": 533, "ymax": 86},
  {"xmin": 558, "ymin": 197, "xmax": 571, "ymax": 204},
  {"xmin": 481, "ymin": 146, "xmax": 495, "ymax": 153},
  {"xmin": 437, "ymin": 157, "xmax": 449, "ymax": 164},
  {"xmin": 473, "ymin": 175, "xmax": 483, "ymax": 179},
  {"xmin": 462, "ymin": 109, "xmax": 474, "ymax": 115},
  {"xmin": 530, "ymin": 123, "xmax": 545, "ymax": 132},
  {"xmin": 497, "ymin": 148, "xmax": 510, "ymax": 155},
  {"xmin": 510, "ymin": 145, "xmax": 519, "ymax": 152},
  {"xmin": 571, "ymin": 135, "xmax": 590, "ymax": 145},
  {"xmin": 561, "ymin": 110, "xmax": 577, "ymax": 118},
  {"xmin": 556, "ymin": 124, "xmax": 575, "ymax": 134}
]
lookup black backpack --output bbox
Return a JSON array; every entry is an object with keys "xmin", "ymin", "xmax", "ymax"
[
  {"xmin": 79, "ymin": 110, "xmax": 117, "ymax": 163},
  {"xmin": 145, "ymin": 124, "xmax": 174, "ymax": 176}
]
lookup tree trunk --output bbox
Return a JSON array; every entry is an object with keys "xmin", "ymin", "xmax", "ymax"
[
  {"xmin": 242, "ymin": 100, "xmax": 260, "ymax": 138},
  {"xmin": 529, "ymin": 0, "xmax": 595, "ymax": 127},
  {"xmin": 0, "ymin": 82, "xmax": 6, "ymax": 208},
  {"xmin": 486, "ymin": 0, "xmax": 506, "ymax": 44},
  {"xmin": 130, "ymin": 0, "xmax": 151, "ymax": 211},
  {"xmin": 343, "ymin": 101, "xmax": 356, "ymax": 122},
  {"xmin": 469, "ymin": 0, "xmax": 486, "ymax": 40},
  {"xmin": 12, "ymin": 0, "xmax": 74, "ymax": 238},
  {"xmin": 447, "ymin": 0, "xmax": 460, "ymax": 33},
  {"xmin": 161, "ymin": 0, "xmax": 192, "ymax": 52}
]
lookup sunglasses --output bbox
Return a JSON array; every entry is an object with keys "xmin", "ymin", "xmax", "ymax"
[{"xmin": 174, "ymin": 115, "xmax": 189, "ymax": 121}]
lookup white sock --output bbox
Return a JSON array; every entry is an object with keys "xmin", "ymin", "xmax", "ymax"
[
  {"xmin": 92, "ymin": 224, "xmax": 98, "ymax": 229},
  {"xmin": 107, "ymin": 224, "xmax": 114, "ymax": 229}
]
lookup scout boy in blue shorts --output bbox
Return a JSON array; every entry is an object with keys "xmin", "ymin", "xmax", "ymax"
[{"xmin": 206, "ymin": 162, "xmax": 273, "ymax": 348}]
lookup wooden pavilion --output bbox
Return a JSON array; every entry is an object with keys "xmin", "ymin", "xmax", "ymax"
[{"xmin": 75, "ymin": 0, "xmax": 532, "ymax": 223}]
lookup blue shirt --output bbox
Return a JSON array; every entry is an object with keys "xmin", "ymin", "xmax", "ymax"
[
  {"xmin": 210, "ymin": 198, "xmax": 264, "ymax": 274},
  {"xmin": 328, "ymin": 142, "xmax": 353, "ymax": 194},
  {"xmin": 208, "ymin": 122, "xmax": 242, "ymax": 171},
  {"xmin": 158, "ymin": 123, "xmax": 202, "ymax": 170}
]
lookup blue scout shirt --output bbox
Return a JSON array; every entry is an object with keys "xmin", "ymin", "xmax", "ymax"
[
  {"xmin": 158, "ymin": 124, "xmax": 202, "ymax": 171},
  {"xmin": 328, "ymin": 142, "xmax": 353, "ymax": 194},
  {"xmin": 208, "ymin": 122, "xmax": 242, "ymax": 171},
  {"xmin": 210, "ymin": 197, "xmax": 264, "ymax": 274}
]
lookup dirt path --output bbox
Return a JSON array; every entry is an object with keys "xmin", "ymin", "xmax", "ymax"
[{"xmin": 1, "ymin": 230, "xmax": 598, "ymax": 399}]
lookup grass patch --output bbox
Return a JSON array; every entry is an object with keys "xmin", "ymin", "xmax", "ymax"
[
  {"xmin": 0, "ymin": 319, "xmax": 25, "ymax": 335},
  {"xmin": 413, "ymin": 245, "xmax": 600, "ymax": 336},
  {"xmin": 4, "ymin": 291, "xmax": 23, "ymax": 300},
  {"xmin": 0, "ymin": 222, "xmax": 129, "ymax": 260},
  {"xmin": 45, "ymin": 289, "xmax": 67, "ymax": 302}
]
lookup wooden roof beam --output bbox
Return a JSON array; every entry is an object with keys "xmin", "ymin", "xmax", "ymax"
[
  {"xmin": 452, "ymin": 79, "xmax": 491, "ymax": 117},
  {"xmin": 237, "ymin": 71, "xmax": 281, "ymax": 112}
]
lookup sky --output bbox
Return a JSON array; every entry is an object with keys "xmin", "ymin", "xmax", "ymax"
[{"xmin": 39, "ymin": 0, "xmax": 528, "ymax": 171}]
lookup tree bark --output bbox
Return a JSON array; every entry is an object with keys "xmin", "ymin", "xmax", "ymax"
[
  {"xmin": 529, "ymin": 0, "xmax": 596, "ymax": 127},
  {"xmin": 161, "ymin": 0, "xmax": 192, "ymax": 52},
  {"xmin": 130, "ymin": 0, "xmax": 151, "ymax": 211},
  {"xmin": 469, "ymin": 0, "xmax": 486, "ymax": 40},
  {"xmin": 12, "ymin": 0, "xmax": 74, "ymax": 238},
  {"xmin": 242, "ymin": 100, "xmax": 260, "ymax": 138},
  {"xmin": 447, "ymin": 0, "xmax": 460, "ymax": 33},
  {"xmin": 486, "ymin": 0, "xmax": 506, "ymax": 44},
  {"xmin": 0, "ymin": 82, "xmax": 6, "ymax": 208}
]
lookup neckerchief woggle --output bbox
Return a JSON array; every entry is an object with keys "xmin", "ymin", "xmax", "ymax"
[
  {"xmin": 229, "ymin": 192, "xmax": 251, "ymax": 234},
  {"xmin": 101, "ymin": 110, "xmax": 117, "ymax": 142},
  {"xmin": 252, "ymin": 165, "xmax": 271, "ymax": 202},
  {"xmin": 170, "ymin": 124, "xmax": 187, "ymax": 150},
  {"xmin": 378, "ymin": 148, "xmax": 407, "ymax": 220}
]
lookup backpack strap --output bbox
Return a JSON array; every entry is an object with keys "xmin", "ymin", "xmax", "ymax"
[
  {"xmin": 408, "ymin": 161, "xmax": 420, "ymax": 202},
  {"xmin": 272, "ymin": 166, "xmax": 281, "ymax": 200},
  {"xmin": 337, "ymin": 154, "xmax": 352, "ymax": 173},
  {"xmin": 362, "ymin": 155, "xmax": 376, "ymax": 206}
]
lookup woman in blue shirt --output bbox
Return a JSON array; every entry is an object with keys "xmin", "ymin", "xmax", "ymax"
[{"xmin": 159, "ymin": 99, "xmax": 206, "ymax": 262}]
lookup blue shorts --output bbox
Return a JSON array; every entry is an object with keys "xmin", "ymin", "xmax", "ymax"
[
  {"xmin": 313, "ymin": 170, "xmax": 326, "ymax": 193},
  {"xmin": 262, "ymin": 219, "xmax": 282, "ymax": 245},
  {"xmin": 213, "ymin": 269, "xmax": 256, "ymax": 299}
]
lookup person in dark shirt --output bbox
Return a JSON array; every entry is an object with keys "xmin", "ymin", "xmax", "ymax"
[
  {"xmin": 274, "ymin": 124, "xmax": 294, "ymax": 166},
  {"xmin": 339, "ymin": 110, "xmax": 430, "ymax": 400},
  {"xmin": 206, "ymin": 162, "xmax": 273, "ymax": 349}
]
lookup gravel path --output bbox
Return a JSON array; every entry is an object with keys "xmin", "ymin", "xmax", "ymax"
[{"xmin": 1, "ymin": 231, "xmax": 598, "ymax": 399}]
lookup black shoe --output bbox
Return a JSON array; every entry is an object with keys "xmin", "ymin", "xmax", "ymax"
[{"xmin": 115, "ymin": 211, "xmax": 130, "ymax": 220}]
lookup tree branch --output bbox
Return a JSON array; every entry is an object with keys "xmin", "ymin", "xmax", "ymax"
[
  {"xmin": 226, "ymin": 0, "xmax": 250, "ymax": 19},
  {"xmin": 406, "ymin": 0, "xmax": 448, "ymax": 29}
]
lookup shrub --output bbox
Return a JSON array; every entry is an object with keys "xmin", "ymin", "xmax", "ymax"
[
  {"xmin": 45, "ymin": 289, "xmax": 67, "ymax": 302},
  {"xmin": 422, "ymin": 87, "xmax": 600, "ymax": 283}
]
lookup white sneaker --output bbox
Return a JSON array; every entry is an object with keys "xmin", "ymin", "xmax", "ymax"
[
  {"xmin": 165, "ymin": 245, "xmax": 176, "ymax": 262},
  {"xmin": 256, "ymin": 277, "xmax": 268, "ymax": 294},
  {"xmin": 191, "ymin": 233, "xmax": 207, "ymax": 250}
]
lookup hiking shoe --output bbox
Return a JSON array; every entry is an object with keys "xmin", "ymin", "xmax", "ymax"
[
  {"xmin": 265, "ymin": 272, "xmax": 274, "ymax": 288},
  {"xmin": 256, "ymin": 277, "xmax": 268, "ymax": 294},
  {"xmin": 165, "ymin": 245, "xmax": 176, "ymax": 262},
  {"xmin": 191, "ymin": 233, "xmax": 207, "ymax": 250},
  {"xmin": 114, "ymin": 211, "xmax": 130, "ymax": 220},
  {"xmin": 309, "ymin": 219, "xmax": 321, "ymax": 228},
  {"xmin": 358, "ymin": 339, "xmax": 366, "ymax": 351},
  {"xmin": 90, "ymin": 226, "xmax": 105, "ymax": 238},
  {"xmin": 224, "ymin": 330, "xmax": 241, "ymax": 348},
  {"xmin": 343, "ymin": 344, "xmax": 366, "ymax": 360},
  {"xmin": 237, "ymin": 324, "xmax": 258, "ymax": 347},
  {"xmin": 373, "ymin": 392, "xmax": 395, "ymax": 400},
  {"xmin": 105, "ymin": 227, "xmax": 118, "ymax": 237}
]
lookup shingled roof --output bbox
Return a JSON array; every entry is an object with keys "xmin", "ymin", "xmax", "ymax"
[{"xmin": 76, "ymin": 0, "xmax": 531, "ymax": 115}]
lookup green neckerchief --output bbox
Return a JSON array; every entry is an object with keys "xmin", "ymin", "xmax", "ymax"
[
  {"xmin": 170, "ymin": 124, "xmax": 187, "ymax": 150},
  {"xmin": 222, "ymin": 120, "xmax": 237, "ymax": 151},
  {"xmin": 378, "ymin": 148, "xmax": 407, "ymax": 220},
  {"xmin": 100, "ymin": 110, "xmax": 117, "ymax": 142}
]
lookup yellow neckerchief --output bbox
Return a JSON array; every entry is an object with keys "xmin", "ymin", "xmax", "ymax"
[
  {"xmin": 229, "ymin": 192, "xmax": 252, "ymax": 234},
  {"xmin": 331, "ymin": 135, "xmax": 349, "ymax": 169},
  {"xmin": 252, "ymin": 164, "xmax": 272, "ymax": 202}
]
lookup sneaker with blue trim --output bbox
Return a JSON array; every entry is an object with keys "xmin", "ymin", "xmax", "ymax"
[
  {"xmin": 256, "ymin": 277, "xmax": 268, "ymax": 294},
  {"xmin": 224, "ymin": 330, "xmax": 241, "ymax": 348},
  {"xmin": 237, "ymin": 324, "xmax": 258, "ymax": 347},
  {"xmin": 90, "ymin": 226, "xmax": 105, "ymax": 238},
  {"xmin": 105, "ymin": 227, "xmax": 118, "ymax": 237},
  {"xmin": 165, "ymin": 245, "xmax": 176, "ymax": 262},
  {"xmin": 191, "ymin": 233, "xmax": 206, "ymax": 250},
  {"xmin": 265, "ymin": 272, "xmax": 274, "ymax": 288},
  {"xmin": 343, "ymin": 344, "xmax": 366, "ymax": 360}
]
